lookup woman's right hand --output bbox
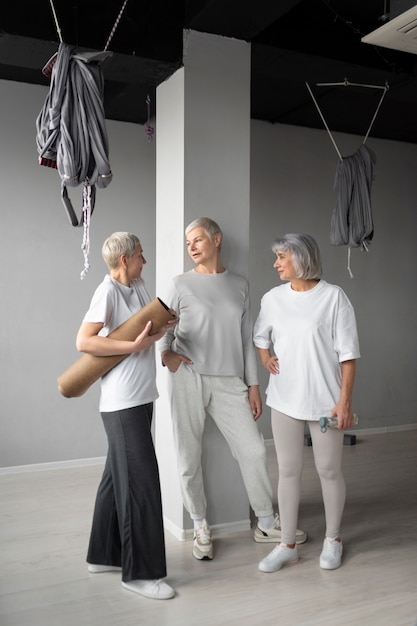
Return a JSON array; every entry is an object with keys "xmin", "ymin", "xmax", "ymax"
[
  {"xmin": 131, "ymin": 321, "xmax": 165, "ymax": 352},
  {"xmin": 263, "ymin": 355, "xmax": 280, "ymax": 374},
  {"xmin": 257, "ymin": 347, "xmax": 280, "ymax": 374},
  {"xmin": 161, "ymin": 349, "xmax": 193, "ymax": 373}
]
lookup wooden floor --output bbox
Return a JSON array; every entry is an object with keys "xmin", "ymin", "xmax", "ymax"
[{"xmin": 1, "ymin": 430, "xmax": 417, "ymax": 626}]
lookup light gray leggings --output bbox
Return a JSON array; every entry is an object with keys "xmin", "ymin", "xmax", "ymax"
[{"xmin": 271, "ymin": 409, "xmax": 346, "ymax": 544}]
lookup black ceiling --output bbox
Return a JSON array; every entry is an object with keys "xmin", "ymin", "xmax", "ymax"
[{"xmin": 2, "ymin": 1, "xmax": 417, "ymax": 143}]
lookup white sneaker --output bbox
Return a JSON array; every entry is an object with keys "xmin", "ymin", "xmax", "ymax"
[
  {"xmin": 87, "ymin": 563, "xmax": 122, "ymax": 573},
  {"xmin": 122, "ymin": 579, "xmax": 175, "ymax": 600},
  {"xmin": 319, "ymin": 537, "xmax": 343, "ymax": 570},
  {"xmin": 193, "ymin": 522, "xmax": 213, "ymax": 560},
  {"xmin": 254, "ymin": 514, "xmax": 307, "ymax": 544},
  {"xmin": 258, "ymin": 543, "xmax": 299, "ymax": 573}
]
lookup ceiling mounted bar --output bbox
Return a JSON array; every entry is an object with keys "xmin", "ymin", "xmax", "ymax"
[{"xmin": 316, "ymin": 78, "xmax": 389, "ymax": 91}]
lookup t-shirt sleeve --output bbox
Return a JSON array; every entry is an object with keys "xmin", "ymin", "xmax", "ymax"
[
  {"xmin": 333, "ymin": 291, "xmax": 361, "ymax": 362},
  {"xmin": 82, "ymin": 283, "xmax": 114, "ymax": 337},
  {"xmin": 253, "ymin": 295, "xmax": 273, "ymax": 349}
]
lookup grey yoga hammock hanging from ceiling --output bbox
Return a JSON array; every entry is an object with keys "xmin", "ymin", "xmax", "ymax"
[
  {"xmin": 36, "ymin": 0, "xmax": 129, "ymax": 278},
  {"xmin": 36, "ymin": 43, "xmax": 113, "ymax": 228},
  {"xmin": 306, "ymin": 80, "xmax": 388, "ymax": 277}
]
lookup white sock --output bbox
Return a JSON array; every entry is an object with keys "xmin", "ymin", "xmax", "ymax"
[
  {"xmin": 258, "ymin": 514, "xmax": 275, "ymax": 530},
  {"xmin": 193, "ymin": 518, "xmax": 206, "ymax": 529}
]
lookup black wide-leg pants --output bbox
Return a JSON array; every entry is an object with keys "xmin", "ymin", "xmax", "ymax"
[{"xmin": 86, "ymin": 403, "xmax": 167, "ymax": 582}]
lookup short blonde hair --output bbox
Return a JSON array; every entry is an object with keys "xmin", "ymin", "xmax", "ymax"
[
  {"xmin": 102, "ymin": 232, "xmax": 140, "ymax": 270},
  {"xmin": 185, "ymin": 217, "xmax": 223, "ymax": 248}
]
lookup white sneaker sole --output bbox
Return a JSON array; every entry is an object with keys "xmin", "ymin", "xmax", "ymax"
[
  {"xmin": 122, "ymin": 581, "xmax": 175, "ymax": 600},
  {"xmin": 193, "ymin": 545, "xmax": 214, "ymax": 560},
  {"xmin": 193, "ymin": 529, "xmax": 214, "ymax": 560},
  {"xmin": 258, "ymin": 555, "xmax": 299, "ymax": 573},
  {"xmin": 254, "ymin": 528, "xmax": 308, "ymax": 545},
  {"xmin": 320, "ymin": 558, "xmax": 342, "ymax": 570}
]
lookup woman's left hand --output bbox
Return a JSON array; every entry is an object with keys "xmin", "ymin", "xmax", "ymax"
[
  {"xmin": 248, "ymin": 385, "xmax": 262, "ymax": 421},
  {"xmin": 331, "ymin": 405, "xmax": 355, "ymax": 430}
]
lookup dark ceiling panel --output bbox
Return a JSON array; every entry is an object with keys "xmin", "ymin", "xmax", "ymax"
[
  {"xmin": 185, "ymin": 0, "xmax": 302, "ymax": 39},
  {"xmin": 1, "ymin": 0, "xmax": 417, "ymax": 142},
  {"xmin": 250, "ymin": 42, "xmax": 415, "ymax": 141},
  {"xmin": 2, "ymin": 1, "xmax": 184, "ymax": 60}
]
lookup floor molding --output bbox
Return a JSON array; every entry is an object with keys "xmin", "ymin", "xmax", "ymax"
[
  {"xmin": 1, "ymin": 423, "xmax": 416, "ymax": 475},
  {"xmin": 0, "ymin": 456, "xmax": 106, "ymax": 475},
  {"xmin": 163, "ymin": 517, "xmax": 251, "ymax": 542},
  {"xmin": 264, "ymin": 422, "xmax": 417, "ymax": 446}
]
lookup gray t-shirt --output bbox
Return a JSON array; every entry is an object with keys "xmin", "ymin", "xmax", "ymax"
[{"xmin": 160, "ymin": 269, "xmax": 258, "ymax": 386}]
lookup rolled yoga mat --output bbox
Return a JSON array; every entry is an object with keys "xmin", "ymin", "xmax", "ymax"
[{"xmin": 57, "ymin": 297, "xmax": 174, "ymax": 398}]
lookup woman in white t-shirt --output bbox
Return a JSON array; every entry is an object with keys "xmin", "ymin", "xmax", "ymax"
[
  {"xmin": 254, "ymin": 233, "xmax": 360, "ymax": 574},
  {"xmin": 76, "ymin": 232, "xmax": 176, "ymax": 600}
]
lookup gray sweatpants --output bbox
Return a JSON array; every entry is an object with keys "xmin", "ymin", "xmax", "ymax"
[
  {"xmin": 169, "ymin": 364, "xmax": 273, "ymax": 520},
  {"xmin": 271, "ymin": 409, "xmax": 346, "ymax": 543}
]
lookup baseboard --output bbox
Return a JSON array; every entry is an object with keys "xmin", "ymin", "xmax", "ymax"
[
  {"xmin": 0, "ymin": 456, "xmax": 106, "ymax": 475},
  {"xmin": 163, "ymin": 516, "xmax": 251, "ymax": 541},
  {"xmin": 353, "ymin": 423, "xmax": 417, "ymax": 435},
  {"xmin": 1, "ymin": 423, "xmax": 416, "ymax": 475},
  {"xmin": 264, "ymin": 422, "xmax": 417, "ymax": 446}
]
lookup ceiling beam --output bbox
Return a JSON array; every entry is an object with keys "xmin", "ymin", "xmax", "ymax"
[{"xmin": 185, "ymin": 0, "xmax": 303, "ymax": 39}]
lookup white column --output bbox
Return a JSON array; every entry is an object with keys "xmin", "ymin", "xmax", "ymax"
[{"xmin": 155, "ymin": 30, "xmax": 252, "ymax": 539}]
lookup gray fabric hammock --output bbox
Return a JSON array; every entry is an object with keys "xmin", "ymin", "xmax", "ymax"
[
  {"xmin": 330, "ymin": 143, "xmax": 376, "ymax": 251},
  {"xmin": 36, "ymin": 42, "xmax": 113, "ymax": 227},
  {"xmin": 305, "ymin": 81, "xmax": 387, "ymax": 277}
]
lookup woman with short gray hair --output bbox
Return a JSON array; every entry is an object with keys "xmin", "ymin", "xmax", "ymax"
[{"xmin": 76, "ymin": 232, "xmax": 176, "ymax": 600}]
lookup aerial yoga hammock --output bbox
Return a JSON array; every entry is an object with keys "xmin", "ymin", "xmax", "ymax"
[
  {"xmin": 306, "ymin": 79, "xmax": 388, "ymax": 277},
  {"xmin": 36, "ymin": 0, "xmax": 129, "ymax": 278},
  {"xmin": 31, "ymin": 1, "xmax": 173, "ymax": 399}
]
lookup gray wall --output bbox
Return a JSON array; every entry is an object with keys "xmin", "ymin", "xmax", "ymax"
[
  {"xmin": 0, "ymin": 80, "xmax": 157, "ymax": 467},
  {"xmin": 1, "ymin": 80, "xmax": 416, "ymax": 469}
]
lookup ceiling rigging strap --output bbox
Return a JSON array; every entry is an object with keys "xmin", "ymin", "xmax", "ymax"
[
  {"xmin": 48, "ymin": 0, "xmax": 63, "ymax": 43},
  {"xmin": 305, "ymin": 82, "xmax": 342, "ymax": 160},
  {"xmin": 362, "ymin": 85, "xmax": 388, "ymax": 144},
  {"xmin": 347, "ymin": 247, "xmax": 354, "ymax": 279},
  {"xmin": 305, "ymin": 80, "xmax": 389, "ymax": 159},
  {"xmin": 104, "ymin": 0, "xmax": 130, "ymax": 51},
  {"xmin": 47, "ymin": 0, "xmax": 129, "ymax": 51}
]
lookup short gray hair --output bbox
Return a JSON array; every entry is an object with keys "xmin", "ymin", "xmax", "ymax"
[
  {"xmin": 272, "ymin": 233, "xmax": 322, "ymax": 279},
  {"xmin": 185, "ymin": 217, "xmax": 223, "ymax": 247},
  {"xmin": 102, "ymin": 232, "xmax": 141, "ymax": 270}
]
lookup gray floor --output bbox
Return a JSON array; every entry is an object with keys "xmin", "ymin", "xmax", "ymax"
[{"xmin": 1, "ymin": 429, "xmax": 417, "ymax": 626}]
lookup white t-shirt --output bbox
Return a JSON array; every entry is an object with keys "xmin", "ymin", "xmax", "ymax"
[
  {"xmin": 253, "ymin": 280, "xmax": 360, "ymax": 420},
  {"xmin": 159, "ymin": 269, "xmax": 258, "ymax": 385},
  {"xmin": 83, "ymin": 275, "xmax": 158, "ymax": 412}
]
